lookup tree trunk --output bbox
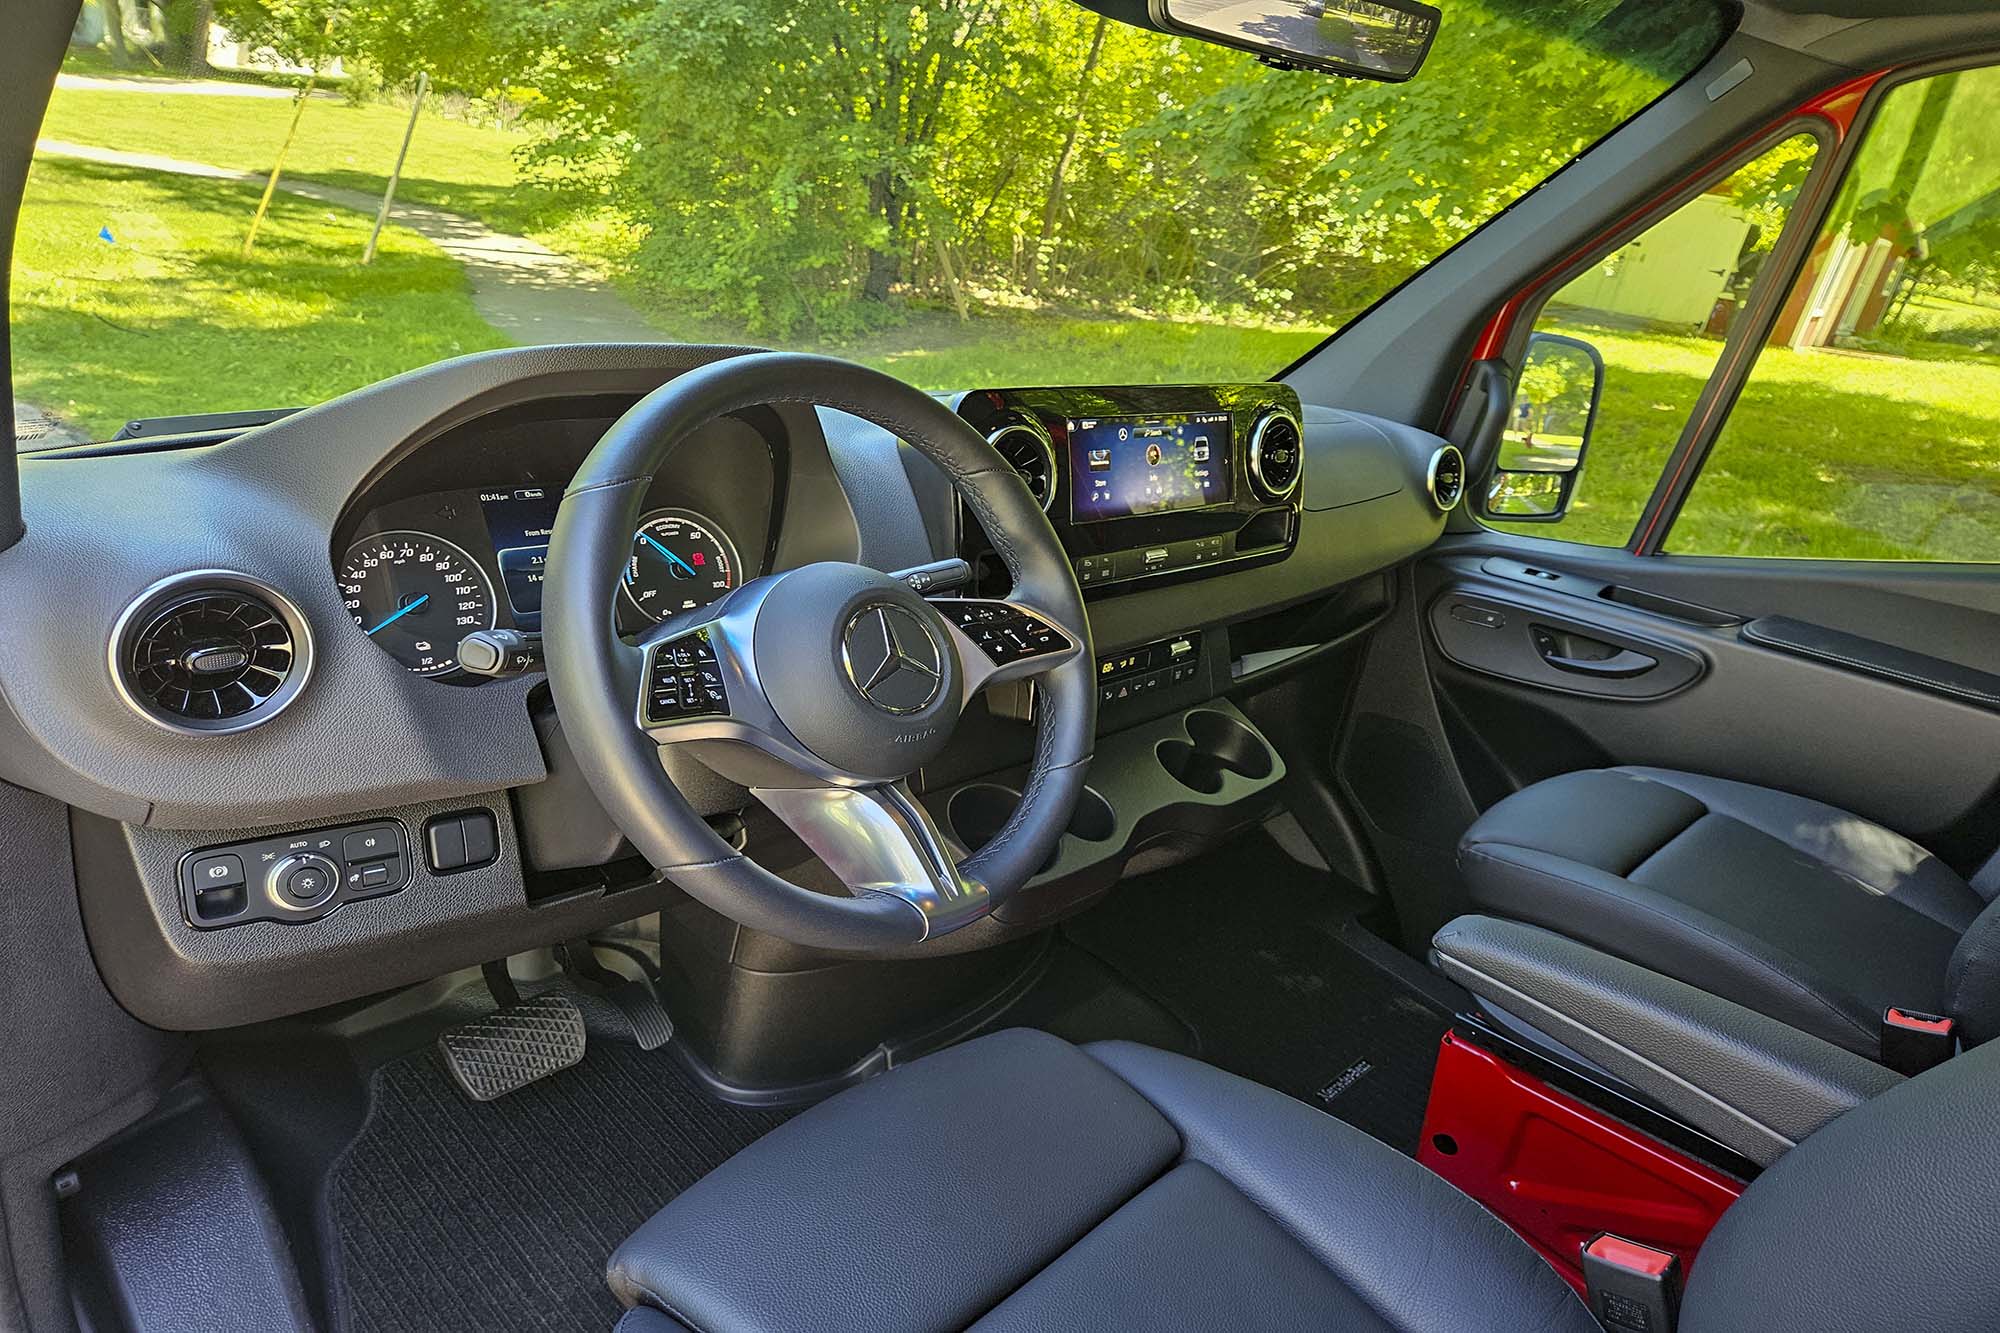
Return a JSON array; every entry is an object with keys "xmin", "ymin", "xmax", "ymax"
[
  {"xmin": 187, "ymin": 0, "xmax": 213, "ymax": 77},
  {"xmin": 863, "ymin": 169, "xmax": 903, "ymax": 303},
  {"xmin": 101, "ymin": 0, "xmax": 131, "ymax": 64},
  {"xmin": 1032, "ymin": 15, "xmax": 1109, "ymax": 290}
]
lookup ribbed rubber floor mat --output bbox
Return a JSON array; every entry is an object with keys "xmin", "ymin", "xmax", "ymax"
[
  {"xmin": 325, "ymin": 1039, "xmax": 787, "ymax": 1333},
  {"xmin": 1063, "ymin": 839, "xmax": 1450, "ymax": 1154}
]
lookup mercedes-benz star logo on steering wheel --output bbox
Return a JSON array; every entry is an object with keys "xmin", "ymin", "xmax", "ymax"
[{"xmin": 841, "ymin": 603, "xmax": 945, "ymax": 714}]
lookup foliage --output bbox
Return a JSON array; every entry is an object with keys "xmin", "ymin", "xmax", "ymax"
[{"xmin": 409, "ymin": 0, "xmax": 1731, "ymax": 335}]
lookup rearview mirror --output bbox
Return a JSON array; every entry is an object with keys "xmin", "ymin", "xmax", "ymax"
[
  {"xmin": 1485, "ymin": 332, "xmax": 1604, "ymax": 521},
  {"xmin": 1152, "ymin": 0, "xmax": 1441, "ymax": 83}
]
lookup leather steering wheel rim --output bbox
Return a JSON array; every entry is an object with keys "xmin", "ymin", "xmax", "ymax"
[{"xmin": 544, "ymin": 352, "xmax": 1096, "ymax": 951}]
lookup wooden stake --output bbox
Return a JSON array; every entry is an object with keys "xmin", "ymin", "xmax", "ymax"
[
  {"xmin": 364, "ymin": 71, "xmax": 428, "ymax": 264},
  {"xmin": 241, "ymin": 73, "xmax": 318, "ymax": 257}
]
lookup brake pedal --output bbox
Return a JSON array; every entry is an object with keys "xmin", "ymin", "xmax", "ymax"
[{"xmin": 438, "ymin": 991, "xmax": 586, "ymax": 1102}]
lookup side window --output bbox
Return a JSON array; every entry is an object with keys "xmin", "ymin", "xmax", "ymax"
[
  {"xmin": 1672, "ymin": 67, "xmax": 2000, "ymax": 560},
  {"xmin": 1481, "ymin": 134, "xmax": 1822, "ymax": 546}
]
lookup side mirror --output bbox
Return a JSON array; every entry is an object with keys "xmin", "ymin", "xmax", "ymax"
[{"xmin": 1484, "ymin": 332, "xmax": 1605, "ymax": 521}]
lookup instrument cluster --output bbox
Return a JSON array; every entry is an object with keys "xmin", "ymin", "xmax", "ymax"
[{"xmin": 332, "ymin": 396, "xmax": 781, "ymax": 679}]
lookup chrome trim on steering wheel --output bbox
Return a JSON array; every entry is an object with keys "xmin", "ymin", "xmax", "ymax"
[{"xmin": 752, "ymin": 782, "xmax": 990, "ymax": 941}]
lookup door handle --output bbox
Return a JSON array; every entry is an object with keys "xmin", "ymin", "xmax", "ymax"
[{"xmin": 1531, "ymin": 625, "xmax": 1657, "ymax": 679}]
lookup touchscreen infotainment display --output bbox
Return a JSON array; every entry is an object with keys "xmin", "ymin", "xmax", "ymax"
[{"xmin": 1067, "ymin": 411, "xmax": 1232, "ymax": 521}]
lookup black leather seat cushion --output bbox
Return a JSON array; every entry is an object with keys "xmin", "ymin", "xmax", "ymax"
[
  {"xmin": 607, "ymin": 1028, "xmax": 1595, "ymax": 1332},
  {"xmin": 1458, "ymin": 766, "xmax": 1992, "ymax": 1057}
]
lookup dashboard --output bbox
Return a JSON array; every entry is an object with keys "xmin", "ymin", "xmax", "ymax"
[{"xmin": 0, "ymin": 342, "xmax": 1452, "ymax": 1030}]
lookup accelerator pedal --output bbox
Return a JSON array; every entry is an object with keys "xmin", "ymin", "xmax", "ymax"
[
  {"xmin": 559, "ymin": 939, "xmax": 676, "ymax": 1052},
  {"xmin": 438, "ymin": 991, "xmax": 587, "ymax": 1102}
]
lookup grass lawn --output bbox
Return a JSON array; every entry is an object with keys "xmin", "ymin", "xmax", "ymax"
[
  {"xmin": 41, "ymin": 85, "xmax": 569, "ymax": 240},
  {"xmin": 1491, "ymin": 320, "xmax": 2000, "ymax": 561},
  {"xmin": 14, "ymin": 155, "xmax": 509, "ymax": 441}
]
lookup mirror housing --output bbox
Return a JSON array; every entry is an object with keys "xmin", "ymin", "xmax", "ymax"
[
  {"xmin": 1485, "ymin": 332, "xmax": 1605, "ymax": 522},
  {"xmin": 1067, "ymin": 0, "xmax": 1441, "ymax": 84}
]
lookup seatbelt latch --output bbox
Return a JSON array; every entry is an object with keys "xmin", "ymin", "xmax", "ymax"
[
  {"xmin": 1581, "ymin": 1234, "xmax": 1680, "ymax": 1333},
  {"xmin": 1882, "ymin": 1007, "xmax": 1956, "ymax": 1076}
]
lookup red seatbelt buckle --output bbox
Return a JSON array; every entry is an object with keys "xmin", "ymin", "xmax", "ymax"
[
  {"xmin": 1882, "ymin": 1007, "xmax": 1956, "ymax": 1076},
  {"xmin": 1581, "ymin": 1234, "xmax": 1681, "ymax": 1333}
]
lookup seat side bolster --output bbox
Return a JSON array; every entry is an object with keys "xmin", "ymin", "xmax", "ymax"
[
  {"xmin": 1459, "ymin": 842, "xmax": 1884, "ymax": 1055},
  {"xmin": 1080, "ymin": 1040, "xmax": 1598, "ymax": 1333},
  {"xmin": 1432, "ymin": 915, "xmax": 1903, "ymax": 1168}
]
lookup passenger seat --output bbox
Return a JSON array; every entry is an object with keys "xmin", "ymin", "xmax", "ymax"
[{"xmin": 1456, "ymin": 766, "xmax": 2000, "ymax": 1062}]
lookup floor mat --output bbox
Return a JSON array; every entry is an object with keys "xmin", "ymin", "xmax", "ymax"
[
  {"xmin": 325, "ymin": 1035, "xmax": 788, "ymax": 1333},
  {"xmin": 1063, "ymin": 836, "xmax": 1451, "ymax": 1153}
]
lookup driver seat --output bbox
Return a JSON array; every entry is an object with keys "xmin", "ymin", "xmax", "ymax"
[{"xmin": 606, "ymin": 1028, "xmax": 2000, "ymax": 1331}]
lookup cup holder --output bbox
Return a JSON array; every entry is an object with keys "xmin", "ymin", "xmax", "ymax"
[
  {"xmin": 946, "ymin": 782, "xmax": 1117, "ymax": 873},
  {"xmin": 1156, "ymin": 709, "xmax": 1276, "ymax": 795}
]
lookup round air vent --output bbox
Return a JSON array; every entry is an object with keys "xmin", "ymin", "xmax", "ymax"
[
  {"xmin": 1247, "ymin": 409, "xmax": 1303, "ymax": 501},
  {"xmin": 1427, "ymin": 445, "xmax": 1466, "ymax": 513},
  {"xmin": 988, "ymin": 420, "xmax": 1059, "ymax": 513},
  {"xmin": 111, "ymin": 572, "xmax": 313, "ymax": 734}
]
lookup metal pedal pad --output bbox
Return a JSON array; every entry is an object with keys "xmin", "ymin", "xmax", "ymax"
[{"xmin": 438, "ymin": 991, "xmax": 586, "ymax": 1102}]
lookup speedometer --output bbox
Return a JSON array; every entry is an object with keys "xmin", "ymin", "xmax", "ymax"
[
  {"xmin": 339, "ymin": 531, "xmax": 496, "ymax": 675},
  {"xmin": 621, "ymin": 508, "xmax": 742, "ymax": 623}
]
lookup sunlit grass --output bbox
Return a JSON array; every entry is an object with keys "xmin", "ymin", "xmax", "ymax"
[
  {"xmin": 40, "ymin": 85, "xmax": 573, "ymax": 239},
  {"xmin": 14, "ymin": 156, "xmax": 509, "ymax": 440},
  {"xmin": 1491, "ymin": 319, "xmax": 2000, "ymax": 561}
]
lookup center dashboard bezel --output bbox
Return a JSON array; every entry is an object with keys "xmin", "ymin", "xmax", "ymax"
[{"xmin": 953, "ymin": 383, "xmax": 1305, "ymax": 597}]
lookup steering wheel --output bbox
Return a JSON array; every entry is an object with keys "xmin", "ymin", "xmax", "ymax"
[{"xmin": 544, "ymin": 353, "xmax": 1096, "ymax": 951}]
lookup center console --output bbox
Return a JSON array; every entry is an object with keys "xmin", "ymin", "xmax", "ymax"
[{"xmin": 953, "ymin": 384, "xmax": 1304, "ymax": 596}]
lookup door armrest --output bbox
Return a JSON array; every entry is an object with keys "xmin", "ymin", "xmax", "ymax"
[{"xmin": 1430, "ymin": 915, "xmax": 1903, "ymax": 1168}]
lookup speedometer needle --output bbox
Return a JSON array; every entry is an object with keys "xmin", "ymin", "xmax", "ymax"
[
  {"xmin": 641, "ymin": 533, "xmax": 698, "ymax": 578},
  {"xmin": 365, "ymin": 595, "xmax": 429, "ymax": 635}
]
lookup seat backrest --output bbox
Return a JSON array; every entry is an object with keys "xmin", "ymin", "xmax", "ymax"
[
  {"xmin": 1945, "ymin": 897, "xmax": 2000, "ymax": 1046},
  {"xmin": 1682, "ymin": 1037, "xmax": 2000, "ymax": 1332}
]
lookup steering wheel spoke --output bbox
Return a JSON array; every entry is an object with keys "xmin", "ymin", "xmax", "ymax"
[
  {"xmin": 932, "ymin": 597, "xmax": 1083, "ymax": 701},
  {"xmin": 751, "ymin": 780, "xmax": 989, "ymax": 940}
]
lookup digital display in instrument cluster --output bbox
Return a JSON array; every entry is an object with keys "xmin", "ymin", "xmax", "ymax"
[
  {"xmin": 478, "ymin": 487, "xmax": 559, "ymax": 630},
  {"xmin": 1066, "ymin": 412, "xmax": 1232, "ymax": 522}
]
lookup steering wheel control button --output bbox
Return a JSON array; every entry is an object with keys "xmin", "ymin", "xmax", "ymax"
[
  {"xmin": 178, "ymin": 818, "xmax": 410, "ymax": 928},
  {"xmin": 937, "ymin": 600, "xmax": 1073, "ymax": 666},
  {"xmin": 643, "ymin": 628, "xmax": 730, "ymax": 726},
  {"xmin": 842, "ymin": 604, "xmax": 945, "ymax": 714},
  {"xmin": 424, "ymin": 810, "xmax": 501, "ymax": 874}
]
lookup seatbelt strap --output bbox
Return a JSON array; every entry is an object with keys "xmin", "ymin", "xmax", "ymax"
[
  {"xmin": 1881, "ymin": 1007, "xmax": 1956, "ymax": 1076},
  {"xmin": 1582, "ymin": 1234, "xmax": 1681, "ymax": 1333}
]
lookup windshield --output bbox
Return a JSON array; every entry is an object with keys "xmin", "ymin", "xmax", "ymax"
[{"xmin": 15, "ymin": 0, "xmax": 1728, "ymax": 446}]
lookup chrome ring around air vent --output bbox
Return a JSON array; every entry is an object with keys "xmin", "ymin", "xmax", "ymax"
[
  {"xmin": 987, "ymin": 420, "xmax": 1059, "ymax": 514},
  {"xmin": 109, "ymin": 570, "xmax": 315, "ymax": 735},
  {"xmin": 1427, "ymin": 445, "xmax": 1467, "ymax": 513},
  {"xmin": 1247, "ymin": 409, "xmax": 1303, "ymax": 502}
]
